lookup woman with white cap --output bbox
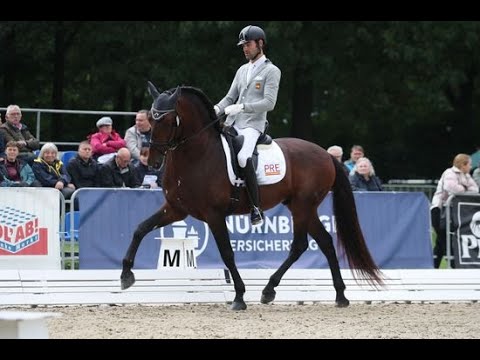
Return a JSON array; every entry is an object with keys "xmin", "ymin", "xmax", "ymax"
[{"xmin": 88, "ymin": 116, "xmax": 126, "ymax": 162}]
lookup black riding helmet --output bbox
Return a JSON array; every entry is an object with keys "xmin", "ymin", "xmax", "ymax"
[{"xmin": 237, "ymin": 25, "xmax": 266, "ymax": 46}]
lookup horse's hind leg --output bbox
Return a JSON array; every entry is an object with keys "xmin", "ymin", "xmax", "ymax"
[
  {"xmin": 308, "ymin": 214, "xmax": 349, "ymax": 307},
  {"xmin": 261, "ymin": 208, "xmax": 309, "ymax": 304}
]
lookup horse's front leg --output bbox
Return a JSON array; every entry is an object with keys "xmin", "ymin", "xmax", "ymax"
[
  {"xmin": 208, "ymin": 216, "xmax": 246, "ymax": 311},
  {"xmin": 121, "ymin": 203, "xmax": 187, "ymax": 290}
]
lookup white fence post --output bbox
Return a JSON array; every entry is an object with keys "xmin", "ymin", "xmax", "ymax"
[{"xmin": 0, "ymin": 311, "xmax": 61, "ymax": 339}]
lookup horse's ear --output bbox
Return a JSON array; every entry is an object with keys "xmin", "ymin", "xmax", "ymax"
[
  {"xmin": 172, "ymin": 85, "xmax": 182, "ymax": 99},
  {"xmin": 147, "ymin": 81, "xmax": 161, "ymax": 99}
]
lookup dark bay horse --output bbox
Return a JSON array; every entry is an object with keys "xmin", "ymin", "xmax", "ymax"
[{"xmin": 121, "ymin": 82, "xmax": 383, "ymax": 310}]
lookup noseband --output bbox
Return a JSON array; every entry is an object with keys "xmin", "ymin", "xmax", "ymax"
[{"xmin": 149, "ymin": 107, "xmax": 183, "ymax": 154}]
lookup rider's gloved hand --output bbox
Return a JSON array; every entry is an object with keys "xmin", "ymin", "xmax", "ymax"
[
  {"xmin": 225, "ymin": 103, "xmax": 244, "ymax": 116},
  {"xmin": 214, "ymin": 105, "xmax": 221, "ymax": 116}
]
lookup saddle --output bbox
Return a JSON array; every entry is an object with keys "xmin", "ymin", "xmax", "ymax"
[{"xmin": 222, "ymin": 123, "xmax": 272, "ymax": 179}]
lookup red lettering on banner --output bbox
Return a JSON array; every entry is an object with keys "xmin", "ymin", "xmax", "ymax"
[
  {"xmin": 3, "ymin": 226, "xmax": 12, "ymax": 242},
  {"xmin": 25, "ymin": 220, "xmax": 34, "ymax": 238},
  {"xmin": 15, "ymin": 226, "xmax": 25, "ymax": 242}
]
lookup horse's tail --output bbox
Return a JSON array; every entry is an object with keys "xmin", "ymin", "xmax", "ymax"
[{"xmin": 331, "ymin": 158, "xmax": 384, "ymax": 287}]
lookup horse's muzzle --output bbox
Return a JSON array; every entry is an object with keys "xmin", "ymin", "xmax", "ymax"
[{"xmin": 147, "ymin": 162, "xmax": 160, "ymax": 171}]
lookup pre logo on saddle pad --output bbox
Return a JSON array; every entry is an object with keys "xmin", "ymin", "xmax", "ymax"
[{"xmin": 220, "ymin": 135, "xmax": 286, "ymax": 186}]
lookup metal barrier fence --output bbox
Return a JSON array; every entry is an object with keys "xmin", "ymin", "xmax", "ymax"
[
  {"xmin": 383, "ymin": 184, "xmax": 437, "ymax": 201},
  {"xmin": 0, "ymin": 107, "xmax": 136, "ymax": 147}
]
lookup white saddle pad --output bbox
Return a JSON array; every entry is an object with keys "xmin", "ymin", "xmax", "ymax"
[{"xmin": 220, "ymin": 134, "xmax": 286, "ymax": 187}]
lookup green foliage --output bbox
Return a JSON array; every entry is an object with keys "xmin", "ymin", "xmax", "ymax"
[{"xmin": 2, "ymin": 21, "xmax": 480, "ymax": 180}]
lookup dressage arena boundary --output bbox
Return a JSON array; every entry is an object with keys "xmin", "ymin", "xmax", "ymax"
[{"xmin": 0, "ymin": 269, "xmax": 479, "ymax": 306}]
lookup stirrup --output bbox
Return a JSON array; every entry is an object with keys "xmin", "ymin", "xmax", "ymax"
[{"xmin": 251, "ymin": 207, "xmax": 264, "ymax": 226}]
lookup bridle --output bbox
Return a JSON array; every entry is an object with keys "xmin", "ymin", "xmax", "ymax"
[{"xmin": 149, "ymin": 104, "xmax": 226, "ymax": 155}]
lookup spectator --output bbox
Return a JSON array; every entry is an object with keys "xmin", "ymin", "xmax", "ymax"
[
  {"xmin": 327, "ymin": 145, "xmax": 349, "ymax": 176},
  {"xmin": 349, "ymin": 157, "xmax": 383, "ymax": 191},
  {"xmin": 125, "ymin": 110, "xmax": 155, "ymax": 165},
  {"xmin": 32, "ymin": 142, "xmax": 76, "ymax": 200},
  {"xmin": 431, "ymin": 153, "xmax": 478, "ymax": 268},
  {"xmin": 0, "ymin": 113, "xmax": 4, "ymax": 161},
  {"xmin": 470, "ymin": 145, "xmax": 480, "ymax": 172},
  {"xmin": 0, "ymin": 105, "xmax": 40, "ymax": 165},
  {"xmin": 473, "ymin": 166, "xmax": 480, "ymax": 188},
  {"xmin": 97, "ymin": 147, "xmax": 140, "ymax": 188},
  {"xmin": 135, "ymin": 147, "xmax": 163, "ymax": 188},
  {"xmin": 344, "ymin": 144, "xmax": 364, "ymax": 173},
  {"xmin": 89, "ymin": 116, "xmax": 126, "ymax": 163},
  {"xmin": 0, "ymin": 129, "xmax": 5, "ymax": 162},
  {"xmin": 0, "ymin": 141, "xmax": 41, "ymax": 187},
  {"xmin": 66, "ymin": 140, "xmax": 100, "ymax": 189}
]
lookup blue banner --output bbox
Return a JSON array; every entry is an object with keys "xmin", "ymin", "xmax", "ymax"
[{"xmin": 77, "ymin": 189, "xmax": 433, "ymax": 269}]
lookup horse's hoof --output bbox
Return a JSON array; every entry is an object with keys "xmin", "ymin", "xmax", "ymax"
[
  {"xmin": 335, "ymin": 299, "xmax": 350, "ymax": 308},
  {"xmin": 260, "ymin": 290, "xmax": 276, "ymax": 304},
  {"xmin": 230, "ymin": 301, "xmax": 247, "ymax": 311},
  {"xmin": 120, "ymin": 270, "xmax": 136, "ymax": 290}
]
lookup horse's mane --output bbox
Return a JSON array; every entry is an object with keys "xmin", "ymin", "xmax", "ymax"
[
  {"xmin": 180, "ymin": 86, "xmax": 217, "ymax": 119},
  {"xmin": 178, "ymin": 86, "xmax": 222, "ymax": 132}
]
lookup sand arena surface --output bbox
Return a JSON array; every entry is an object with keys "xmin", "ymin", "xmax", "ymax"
[{"xmin": 4, "ymin": 302, "xmax": 480, "ymax": 339}]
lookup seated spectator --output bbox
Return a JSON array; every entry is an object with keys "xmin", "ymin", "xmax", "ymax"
[
  {"xmin": 470, "ymin": 145, "xmax": 480, "ymax": 172},
  {"xmin": 32, "ymin": 142, "xmax": 76, "ymax": 200},
  {"xmin": 125, "ymin": 110, "xmax": 154, "ymax": 166},
  {"xmin": 327, "ymin": 145, "xmax": 349, "ymax": 176},
  {"xmin": 0, "ymin": 141, "xmax": 41, "ymax": 187},
  {"xmin": 0, "ymin": 130, "xmax": 5, "ymax": 161},
  {"xmin": 0, "ymin": 105, "xmax": 40, "ymax": 165},
  {"xmin": 66, "ymin": 141, "xmax": 100, "ymax": 189},
  {"xmin": 431, "ymin": 153, "xmax": 478, "ymax": 268},
  {"xmin": 135, "ymin": 147, "xmax": 163, "ymax": 188},
  {"xmin": 98, "ymin": 147, "xmax": 141, "ymax": 188},
  {"xmin": 472, "ymin": 166, "xmax": 480, "ymax": 188},
  {"xmin": 349, "ymin": 157, "xmax": 383, "ymax": 191},
  {"xmin": 344, "ymin": 144, "xmax": 364, "ymax": 173},
  {"xmin": 89, "ymin": 116, "xmax": 126, "ymax": 163}
]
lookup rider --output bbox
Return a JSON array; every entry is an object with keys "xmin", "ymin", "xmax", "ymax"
[{"xmin": 214, "ymin": 25, "xmax": 281, "ymax": 226}]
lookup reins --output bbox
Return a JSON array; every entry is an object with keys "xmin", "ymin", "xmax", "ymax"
[{"xmin": 150, "ymin": 109, "xmax": 227, "ymax": 154}]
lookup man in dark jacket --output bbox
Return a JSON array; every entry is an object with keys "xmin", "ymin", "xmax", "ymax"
[
  {"xmin": 97, "ymin": 147, "xmax": 140, "ymax": 188},
  {"xmin": 66, "ymin": 141, "xmax": 100, "ymax": 188},
  {"xmin": 0, "ymin": 105, "xmax": 40, "ymax": 164}
]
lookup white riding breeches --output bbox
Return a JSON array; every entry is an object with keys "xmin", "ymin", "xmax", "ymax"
[{"xmin": 233, "ymin": 125, "xmax": 261, "ymax": 168}]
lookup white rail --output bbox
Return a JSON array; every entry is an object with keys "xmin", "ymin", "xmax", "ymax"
[{"xmin": 1, "ymin": 269, "xmax": 479, "ymax": 306}]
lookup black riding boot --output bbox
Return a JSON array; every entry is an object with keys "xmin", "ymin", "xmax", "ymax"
[{"xmin": 244, "ymin": 157, "xmax": 264, "ymax": 226}]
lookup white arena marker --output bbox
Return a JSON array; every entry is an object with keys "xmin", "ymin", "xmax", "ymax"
[
  {"xmin": 157, "ymin": 238, "xmax": 197, "ymax": 270},
  {"xmin": 0, "ymin": 311, "xmax": 62, "ymax": 339}
]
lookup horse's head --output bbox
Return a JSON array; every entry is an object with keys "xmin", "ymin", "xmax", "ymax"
[
  {"xmin": 147, "ymin": 81, "xmax": 182, "ymax": 169},
  {"xmin": 147, "ymin": 81, "xmax": 220, "ymax": 169}
]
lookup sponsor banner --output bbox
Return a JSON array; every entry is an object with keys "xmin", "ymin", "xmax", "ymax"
[
  {"xmin": 78, "ymin": 189, "xmax": 433, "ymax": 269},
  {"xmin": 450, "ymin": 194, "xmax": 480, "ymax": 268},
  {"xmin": 77, "ymin": 188, "xmax": 164, "ymax": 269},
  {"xmin": 0, "ymin": 188, "xmax": 61, "ymax": 269}
]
